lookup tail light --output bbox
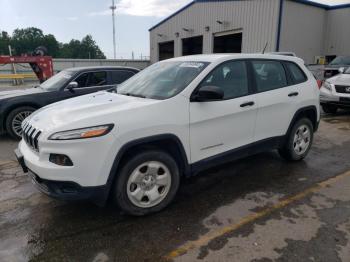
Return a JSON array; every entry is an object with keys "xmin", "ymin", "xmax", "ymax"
[{"xmin": 316, "ymin": 80, "xmax": 323, "ymax": 89}]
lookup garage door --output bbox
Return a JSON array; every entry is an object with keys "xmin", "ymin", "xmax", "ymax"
[
  {"xmin": 182, "ymin": 36, "xmax": 203, "ymax": 56},
  {"xmin": 159, "ymin": 41, "xmax": 174, "ymax": 61},
  {"xmin": 214, "ymin": 32, "xmax": 242, "ymax": 53}
]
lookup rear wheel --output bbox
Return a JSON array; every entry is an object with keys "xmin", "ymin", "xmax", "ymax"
[
  {"xmin": 114, "ymin": 150, "xmax": 180, "ymax": 216},
  {"xmin": 322, "ymin": 104, "xmax": 338, "ymax": 114},
  {"xmin": 5, "ymin": 106, "xmax": 35, "ymax": 140},
  {"xmin": 279, "ymin": 118, "xmax": 314, "ymax": 161}
]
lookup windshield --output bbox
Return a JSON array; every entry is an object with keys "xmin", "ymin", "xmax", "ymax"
[
  {"xmin": 40, "ymin": 70, "xmax": 74, "ymax": 91},
  {"xmin": 329, "ymin": 56, "xmax": 350, "ymax": 66},
  {"xmin": 345, "ymin": 67, "xmax": 350, "ymax": 74},
  {"xmin": 116, "ymin": 61, "xmax": 209, "ymax": 100}
]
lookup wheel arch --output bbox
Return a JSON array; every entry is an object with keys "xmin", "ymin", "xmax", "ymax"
[
  {"xmin": 286, "ymin": 106, "xmax": 319, "ymax": 137},
  {"xmin": 97, "ymin": 134, "xmax": 190, "ymax": 206}
]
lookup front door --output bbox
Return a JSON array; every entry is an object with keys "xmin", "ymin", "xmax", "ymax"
[{"xmin": 189, "ymin": 60, "xmax": 257, "ymax": 163}]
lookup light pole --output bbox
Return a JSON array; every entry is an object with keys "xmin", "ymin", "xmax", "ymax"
[{"xmin": 110, "ymin": 0, "xmax": 117, "ymax": 59}]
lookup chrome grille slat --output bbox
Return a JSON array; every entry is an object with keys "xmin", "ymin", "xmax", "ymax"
[{"xmin": 22, "ymin": 123, "xmax": 42, "ymax": 152}]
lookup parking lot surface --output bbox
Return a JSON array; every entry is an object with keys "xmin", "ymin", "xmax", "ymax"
[{"xmin": 0, "ymin": 113, "xmax": 350, "ymax": 262}]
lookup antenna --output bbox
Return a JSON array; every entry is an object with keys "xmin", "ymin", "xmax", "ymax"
[
  {"xmin": 262, "ymin": 42, "xmax": 268, "ymax": 54},
  {"xmin": 110, "ymin": 0, "xmax": 117, "ymax": 59}
]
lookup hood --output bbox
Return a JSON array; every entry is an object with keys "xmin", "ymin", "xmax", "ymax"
[
  {"xmin": 325, "ymin": 65, "xmax": 349, "ymax": 70},
  {"xmin": 0, "ymin": 87, "xmax": 43, "ymax": 100},
  {"xmin": 327, "ymin": 74, "xmax": 350, "ymax": 86},
  {"xmin": 27, "ymin": 91, "xmax": 159, "ymax": 132}
]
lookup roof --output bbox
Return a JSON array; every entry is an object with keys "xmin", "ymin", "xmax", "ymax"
[
  {"xmin": 65, "ymin": 66, "xmax": 140, "ymax": 72},
  {"xmin": 163, "ymin": 53, "xmax": 305, "ymax": 64},
  {"xmin": 149, "ymin": 0, "xmax": 350, "ymax": 31}
]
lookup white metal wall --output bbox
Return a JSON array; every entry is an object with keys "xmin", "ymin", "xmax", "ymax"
[
  {"xmin": 279, "ymin": 0, "xmax": 326, "ymax": 64},
  {"xmin": 324, "ymin": 7, "xmax": 350, "ymax": 56},
  {"xmin": 150, "ymin": 0, "xmax": 280, "ymax": 63}
]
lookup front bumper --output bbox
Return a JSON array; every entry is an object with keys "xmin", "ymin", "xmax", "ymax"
[
  {"xmin": 320, "ymin": 87, "xmax": 350, "ymax": 108},
  {"xmin": 15, "ymin": 148, "xmax": 108, "ymax": 202}
]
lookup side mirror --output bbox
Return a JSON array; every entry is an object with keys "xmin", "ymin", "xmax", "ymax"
[
  {"xmin": 191, "ymin": 86, "xmax": 224, "ymax": 102},
  {"xmin": 67, "ymin": 81, "xmax": 78, "ymax": 92},
  {"xmin": 338, "ymin": 67, "xmax": 345, "ymax": 74}
]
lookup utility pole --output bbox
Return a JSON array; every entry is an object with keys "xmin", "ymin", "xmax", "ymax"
[{"xmin": 110, "ymin": 0, "xmax": 117, "ymax": 59}]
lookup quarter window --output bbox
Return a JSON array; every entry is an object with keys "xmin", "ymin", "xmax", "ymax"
[
  {"xmin": 252, "ymin": 61, "xmax": 287, "ymax": 92},
  {"xmin": 200, "ymin": 60, "xmax": 249, "ymax": 99},
  {"xmin": 285, "ymin": 62, "xmax": 307, "ymax": 84}
]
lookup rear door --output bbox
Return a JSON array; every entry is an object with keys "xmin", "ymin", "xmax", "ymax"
[
  {"xmin": 189, "ymin": 60, "xmax": 258, "ymax": 163},
  {"xmin": 251, "ymin": 60, "xmax": 298, "ymax": 141}
]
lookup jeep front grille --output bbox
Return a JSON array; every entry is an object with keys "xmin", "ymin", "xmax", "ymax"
[{"xmin": 22, "ymin": 122, "xmax": 42, "ymax": 152}]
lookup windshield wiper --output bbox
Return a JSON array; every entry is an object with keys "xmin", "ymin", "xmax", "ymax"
[{"xmin": 120, "ymin": 93, "xmax": 146, "ymax": 98}]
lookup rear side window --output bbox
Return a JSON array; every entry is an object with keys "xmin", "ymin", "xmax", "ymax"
[
  {"xmin": 110, "ymin": 70, "xmax": 135, "ymax": 84},
  {"xmin": 285, "ymin": 62, "xmax": 307, "ymax": 84},
  {"xmin": 252, "ymin": 60, "xmax": 287, "ymax": 92}
]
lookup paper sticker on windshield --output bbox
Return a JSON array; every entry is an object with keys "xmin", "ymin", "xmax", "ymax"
[{"xmin": 180, "ymin": 62, "xmax": 205, "ymax": 69}]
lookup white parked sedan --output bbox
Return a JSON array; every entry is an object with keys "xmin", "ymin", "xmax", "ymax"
[{"xmin": 320, "ymin": 67, "xmax": 350, "ymax": 114}]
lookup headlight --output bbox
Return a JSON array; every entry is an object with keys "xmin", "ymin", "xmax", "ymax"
[
  {"xmin": 49, "ymin": 124, "xmax": 114, "ymax": 140},
  {"xmin": 322, "ymin": 81, "xmax": 333, "ymax": 91}
]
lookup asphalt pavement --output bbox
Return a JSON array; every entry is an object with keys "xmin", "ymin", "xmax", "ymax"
[{"xmin": 0, "ymin": 112, "xmax": 350, "ymax": 262}]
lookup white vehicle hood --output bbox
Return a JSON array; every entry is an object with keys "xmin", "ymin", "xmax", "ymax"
[
  {"xmin": 27, "ymin": 91, "xmax": 158, "ymax": 131},
  {"xmin": 327, "ymin": 74, "xmax": 350, "ymax": 86}
]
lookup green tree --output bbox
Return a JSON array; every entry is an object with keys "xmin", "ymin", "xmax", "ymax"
[
  {"xmin": 0, "ymin": 27, "xmax": 106, "ymax": 59},
  {"xmin": 0, "ymin": 30, "xmax": 11, "ymax": 55},
  {"xmin": 58, "ymin": 35, "xmax": 106, "ymax": 59}
]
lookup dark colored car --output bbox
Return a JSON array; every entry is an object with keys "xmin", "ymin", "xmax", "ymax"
[
  {"xmin": 0, "ymin": 66, "xmax": 139, "ymax": 139},
  {"xmin": 324, "ymin": 56, "xmax": 350, "ymax": 78}
]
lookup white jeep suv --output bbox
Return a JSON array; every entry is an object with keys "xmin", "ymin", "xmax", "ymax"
[{"xmin": 15, "ymin": 54, "xmax": 320, "ymax": 216}]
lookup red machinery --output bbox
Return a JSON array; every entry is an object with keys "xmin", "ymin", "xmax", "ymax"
[{"xmin": 0, "ymin": 55, "xmax": 54, "ymax": 83}]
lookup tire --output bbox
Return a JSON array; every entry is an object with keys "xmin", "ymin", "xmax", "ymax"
[
  {"xmin": 279, "ymin": 118, "xmax": 314, "ymax": 161},
  {"xmin": 113, "ymin": 150, "xmax": 180, "ymax": 216},
  {"xmin": 322, "ymin": 104, "xmax": 338, "ymax": 114},
  {"xmin": 5, "ymin": 106, "xmax": 35, "ymax": 140}
]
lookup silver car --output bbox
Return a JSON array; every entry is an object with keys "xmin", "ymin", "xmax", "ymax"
[{"xmin": 320, "ymin": 67, "xmax": 350, "ymax": 114}]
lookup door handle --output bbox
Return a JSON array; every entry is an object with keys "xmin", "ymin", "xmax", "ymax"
[
  {"xmin": 288, "ymin": 92, "xmax": 299, "ymax": 97},
  {"xmin": 240, "ymin": 101, "xmax": 255, "ymax": 107}
]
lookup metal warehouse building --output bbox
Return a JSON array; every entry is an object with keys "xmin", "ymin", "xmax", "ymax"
[{"xmin": 149, "ymin": 0, "xmax": 350, "ymax": 64}]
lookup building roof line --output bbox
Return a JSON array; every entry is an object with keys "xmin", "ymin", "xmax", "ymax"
[{"xmin": 149, "ymin": 0, "xmax": 350, "ymax": 32}]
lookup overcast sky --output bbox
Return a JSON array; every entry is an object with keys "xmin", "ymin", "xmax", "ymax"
[{"xmin": 0, "ymin": 0, "xmax": 349, "ymax": 59}]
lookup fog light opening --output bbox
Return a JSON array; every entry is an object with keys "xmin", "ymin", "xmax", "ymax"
[{"xmin": 49, "ymin": 154, "xmax": 73, "ymax": 166}]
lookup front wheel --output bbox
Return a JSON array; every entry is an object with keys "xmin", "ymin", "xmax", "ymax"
[
  {"xmin": 279, "ymin": 118, "xmax": 314, "ymax": 161},
  {"xmin": 113, "ymin": 150, "xmax": 180, "ymax": 216},
  {"xmin": 5, "ymin": 106, "xmax": 35, "ymax": 140}
]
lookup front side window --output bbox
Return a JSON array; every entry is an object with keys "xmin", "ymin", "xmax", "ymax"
[
  {"xmin": 199, "ymin": 60, "xmax": 249, "ymax": 99},
  {"xmin": 74, "ymin": 71, "xmax": 107, "ymax": 88},
  {"xmin": 252, "ymin": 60, "xmax": 287, "ymax": 92},
  {"xmin": 117, "ymin": 61, "xmax": 209, "ymax": 100},
  {"xmin": 87, "ymin": 72, "xmax": 107, "ymax": 87},
  {"xmin": 285, "ymin": 62, "xmax": 307, "ymax": 84}
]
